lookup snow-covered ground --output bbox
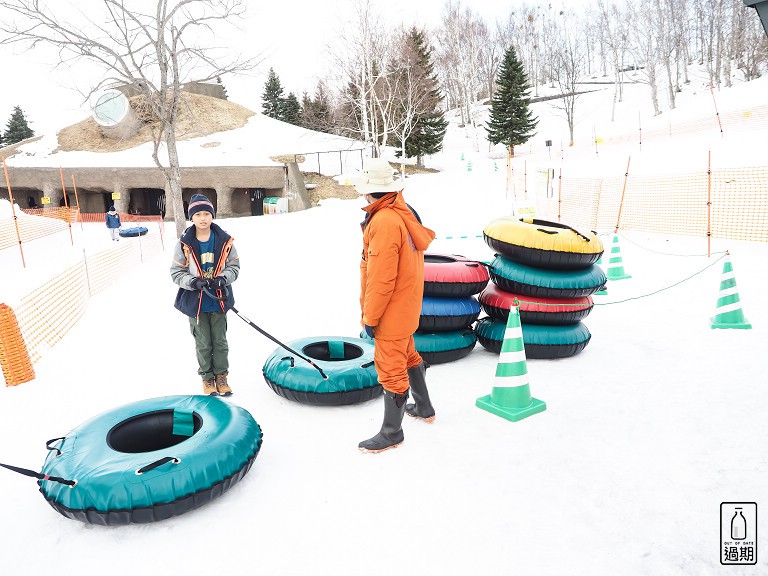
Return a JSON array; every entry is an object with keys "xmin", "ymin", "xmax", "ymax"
[{"xmin": 2, "ymin": 69, "xmax": 767, "ymax": 575}]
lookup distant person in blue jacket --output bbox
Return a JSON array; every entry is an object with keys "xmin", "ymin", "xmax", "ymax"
[{"xmin": 106, "ymin": 206, "xmax": 122, "ymax": 241}]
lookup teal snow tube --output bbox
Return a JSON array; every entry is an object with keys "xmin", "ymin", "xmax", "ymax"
[
  {"xmin": 489, "ymin": 254, "xmax": 606, "ymax": 298},
  {"xmin": 362, "ymin": 329, "xmax": 477, "ymax": 365},
  {"xmin": 262, "ymin": 336, "xmax": 381, "ymax": 405},
  {"xmin": 38, "ymin": 395, "xmax": 263, "ymax": 525},
  {"xmin": 475, "ymin": 317, "xmax": 591, "ymax": 359}
]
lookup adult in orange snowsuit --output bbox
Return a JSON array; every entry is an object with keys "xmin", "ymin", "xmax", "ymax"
[{"xmin": 356, "ymin": 158, "xmax": 437, "ymax": 453}]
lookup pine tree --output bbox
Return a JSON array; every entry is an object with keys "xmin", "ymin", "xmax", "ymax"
[
  {"xmin": 486, "ymin": 45, "xmax": 538, "ymax": 155},
  {"xmin": 279, "ymin": 92, "xmax": 301, "ymax": 125},
  {"xmin": 261, "ymin": 68, "xmax": 284, "ymax": 119},
  {"xmin": 394, "ymin": 28, "xmax": 447, "ymax": 168},
  {"xmin": 3, "ymin": 106, "xmax": 34, "ymax": 145}
]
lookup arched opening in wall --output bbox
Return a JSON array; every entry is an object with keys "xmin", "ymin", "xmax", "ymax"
[
  {"xmin": 231, "ymin": 187, "xmax": 284, "ymax": 216},
  {"xmin": 0, "ymin": 187, "xmax": 42, "ymax": 209},
  {"xmin": 127, "ymin": 188, "xmax": 166, "ymax": 216},
  {"xmin": 183, "ymin": 188, "xmax": 217, "ymax": 218}
]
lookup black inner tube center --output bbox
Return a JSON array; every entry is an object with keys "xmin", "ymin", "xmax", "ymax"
[
  {"xmin": 425, "ymin": 254, "xmax": 458, "ymax": 264},
  {"xmin": 107, "ymin": 410, "xmax": 202, "ymax": 453},
  {"xmin": 302, "ymin": 341, "xmax": 364, "ymax": 362}
]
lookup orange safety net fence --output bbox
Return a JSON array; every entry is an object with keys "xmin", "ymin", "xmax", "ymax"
[
  {"xmin": 0, "ymin": 208, "xmax": 74, "ymax": 250},
  {"xmin": 1, "ymin": 210, "xmax": 163, "ymax": 250},
  {"xmin": 0, "ymin": 304, "xmax": 36, "ymax": 386},
  {"xmin": 535, "ymin": 165, "xmax": 768, "ymax": 243},
  {"xmin": 4, "ymin": 227, "xmax": 165, "ymax": 378}
]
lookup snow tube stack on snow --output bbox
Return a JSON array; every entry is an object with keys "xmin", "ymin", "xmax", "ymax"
[
  {"xmin": 478, "ymin": 218, "xmax": 604, "ymax": 359},
  {"xmin": 38, "ymin": 395, "xmax": 263, "ymax": 525},
  {"xmin": 413, "ymin": 253, "xmax": 489, "ymax": 364},
  {"xmin": 262, "ymin": 336, "xmax": 380, "ymax": 406}
]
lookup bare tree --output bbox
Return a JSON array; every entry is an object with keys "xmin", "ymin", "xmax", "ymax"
[
  {"xmin": 597, "ymin": 0, "xmax": 631, "ymax": 121},
  {"xmin": 434, "ymin": 0, "xmax": 485, "ymax": 136},
  {"xmin": 329, "ymin": 0, "xmax": 391, "ymax": 155},
  {"xmin": 550, "ymin": 14, "xmax": 586, "ymax": 146},
  {"xmin": 628, "ymin": 2, "xmax": 662, "ymax": 116},
  {"xmin": 0, "ymin": 0, "xmax": 256, "ymax": 237}
]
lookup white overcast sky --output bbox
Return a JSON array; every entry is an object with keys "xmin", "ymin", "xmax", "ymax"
[{"xmin": 0, "ymin": 0, "xmax": 584, "ymax": 136}]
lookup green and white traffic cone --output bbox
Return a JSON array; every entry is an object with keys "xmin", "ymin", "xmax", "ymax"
[
  {"xmin": 460, "ymin": 152, "xmax": 465, "ymax": 161},
  {"xmin": 710, "ymin": 254, "xmax": 751, "ymax": 329},
  {"xmin": 606, "ymin": 234, "xmax": 631, "ymax": 281},
  {"xmin": 476, "ymin": 300, "xmax": 546, "ymax": 422},
  {"xmin": 467, "ymin": 160, "xmax": 473, "ymax": 172}
]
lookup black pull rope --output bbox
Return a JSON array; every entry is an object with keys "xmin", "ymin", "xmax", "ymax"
[
  {"xmin": 0, "ymin": 462, "xmax": 76, "ymax": 487},
  {"xmin": 136, "ymin": 456, "xmax": 179, "ymax": 475},
  {"xmin": 201, "ymin": 286, "xmax": 328, "ymax": 380}
]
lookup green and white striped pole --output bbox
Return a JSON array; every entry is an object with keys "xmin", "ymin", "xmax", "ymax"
[
  {"xmin": 710, "ymin": 253, "xmax": 751, "ymax": 329},
  {"xmin": 606, "ymin": 234, "xmax": 631, "ymax": 281},
  {"xmin": 476, "ymin": 299, "xmax": 546, "ymax": 422}
]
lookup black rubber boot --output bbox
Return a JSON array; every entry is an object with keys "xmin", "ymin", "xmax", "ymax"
[
  {"xmin": 358, "ymin": 390, "xmax": 409, "ymax": 453},
  {"xmin": 404, "ymin": 361, "xmax": 435, "ymax": 422}
]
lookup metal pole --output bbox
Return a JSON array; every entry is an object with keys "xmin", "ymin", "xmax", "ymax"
[
  {"xmin": 707, "ymin": 151, "xmax": 712, "ymax": 257},
  {"xmin": 59, "ymin": 166, "xmax": 74, "ymax": 245},
  {"xmin": 71, "ymin": 174, "xmax": 83, "ymax": 231},
  {"xmin": 615, "ymin": 157, "xmax": 631, "ymax": 234},
  {"xmin": 2, "ymin": 157, "xmax": 26, "ymax": 268}
]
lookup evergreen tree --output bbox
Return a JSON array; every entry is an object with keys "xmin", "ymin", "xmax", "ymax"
[
  {"xmin": 261, "ymin": 68, "xmax": 284, "ymax": 119},
  {"xmin": 300, "ymin": 81, "xmax": 334, "ymax": 133},
  {"xmin": 394, "ymin": 28, "xmax": 447, "ymax": 168},
  {"xmin": 3, "ymin": 106, "xmax": 34, "ymax": 145},
  {"xmin": 486, "ymin": 45, "xmax": 538, "ymax": 155},
  {"xmin": 279, "ymin": 92, "xmax": 301, "ymax": 125}
]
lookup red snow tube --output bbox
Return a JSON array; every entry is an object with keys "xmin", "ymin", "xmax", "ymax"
[
  {"xmin": 478, "ymin": 283, "xmax": 594, "ymax": 325},
  {"xmin": 424, "ymin": 253, "xmax": 490, "ymax": 298}
]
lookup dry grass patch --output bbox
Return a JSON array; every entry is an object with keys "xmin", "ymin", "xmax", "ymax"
[{"xmin": 56, "ymin": 92, "xmax": 255, "ymax": 153}]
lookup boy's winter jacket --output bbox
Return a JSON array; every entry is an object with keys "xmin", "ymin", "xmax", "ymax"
[
  {"xmin": 359, "ymin": 192, "xmax": 435, "ymax": 340},
  {"xmin": 105, "ymin": 211, "xmax": 121, "ymax": 229},
  {"xmin": 171, "ymin": 223, "xmax": 240, "ymax": 318}
]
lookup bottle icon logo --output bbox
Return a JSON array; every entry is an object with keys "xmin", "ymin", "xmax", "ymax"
[
  {"xmin": 731, "ymin": 508, "xmax": 747, "ymax": 540},
  {"xmin": 721, "ymin": 502, "xmax": 757, "ymax": 565}
]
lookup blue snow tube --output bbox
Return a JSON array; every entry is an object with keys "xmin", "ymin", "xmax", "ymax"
[
  {"xmin": 262, "ymin": 336, "xmax": 380, "ymax": 406},
  {"xmin": 489, "ymin": 254, "xmax": 606, "ymax": 298},
  {"xmin": 38, "ymin": 395, "xmax": 263, "ymax": 525},
  {"xmin": 475, "ymin": 317, "xmax": 591, "ymax": 359},
  {"xmin": 419, "ymin": 296, "xmax": 481, "ymax": 332},
  {"xmin": 119, "ymin": 226, "xmax": 148, "ymax": 237}
]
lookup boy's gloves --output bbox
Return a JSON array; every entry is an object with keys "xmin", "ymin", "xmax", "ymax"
[
  {"xmin": 190, "ymin": 277, "xmax": 206, "ymax": 290},
  {"xmin": 364, "ymin": 325, "xmax": 376, "ymax": 338},
  {"xmin": 209, "ymin": 276, "xmax": 227, "ymax": 289}
]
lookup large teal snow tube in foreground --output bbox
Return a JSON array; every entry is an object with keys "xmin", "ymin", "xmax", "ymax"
[
  {"xmin": 39, "ymin": 395, "xmax": 263, "ymax": 526},
  {"xmin": 263, "ymin": 336, "xmax": 381, "ymax": 406}
]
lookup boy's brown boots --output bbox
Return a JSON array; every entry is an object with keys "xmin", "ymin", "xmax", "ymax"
[
  {"xmin": 202, "ymin": 377, "xmax": 218, "ymax": 396},
  {"xmin": 215, "ymin": 372, "xmax": 233, "ymax": 396}
]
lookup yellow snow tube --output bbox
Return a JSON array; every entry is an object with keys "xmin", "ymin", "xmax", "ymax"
[{"xmin": 483, "ymin": 217, "xmax": 603, "ymax": 270}]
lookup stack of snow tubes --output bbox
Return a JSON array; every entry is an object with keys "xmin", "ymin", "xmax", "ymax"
[
  {"xmin": 477, "ymin": 217, "xmax": 605, "ymax": 359},
  {"xmin": 415, "ymin": 253, "xmax": 489, "ymax": 364}
]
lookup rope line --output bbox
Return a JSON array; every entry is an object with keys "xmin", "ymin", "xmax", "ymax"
[
  {"xmin": 614, "ymin": 233, "xmax": 729, "ymax": 258},
  {"xmin": 593, "ymin": 252, "xmax": 727, "ymax": 306}
]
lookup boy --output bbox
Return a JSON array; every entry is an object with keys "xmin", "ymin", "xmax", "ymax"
[
  {"xmin": 170, "ymin": 194, "xmax": 240, "ymax": 396},
  {"xmin": 106, "ymin": 206, "xmax": 121, "ymax": 241}
]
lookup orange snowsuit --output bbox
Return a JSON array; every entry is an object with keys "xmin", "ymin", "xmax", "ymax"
[{"xmin": 360, "ymin": 192, "xmax": 435, "ymax": 394}]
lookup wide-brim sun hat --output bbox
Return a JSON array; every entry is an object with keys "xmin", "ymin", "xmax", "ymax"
[{"xmin": 353, "ymin": 158, "xmax": 404, "ymax": 195}]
